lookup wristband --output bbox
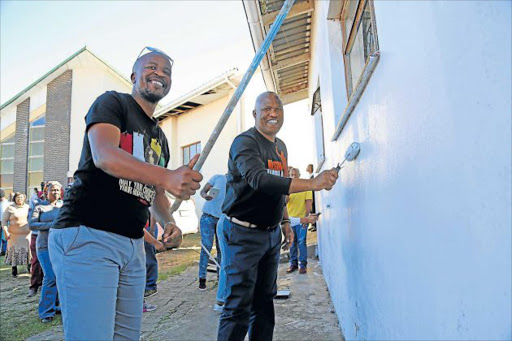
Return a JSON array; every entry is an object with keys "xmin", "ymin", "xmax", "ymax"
[{"xmin": 281, "ymin": 219, "xmax": 291, "ymax": 225}]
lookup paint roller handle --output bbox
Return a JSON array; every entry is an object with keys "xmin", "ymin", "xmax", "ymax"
[{"xmin": 312, "ymin": 168, "xmax": 339, "ymax": 191}]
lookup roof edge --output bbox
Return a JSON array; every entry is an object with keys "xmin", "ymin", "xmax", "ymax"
[
  {"xmin": 1, "ymin": 47, "xmax": 132, "ymax": 111},
  {"xmin": 154, "ymin": 68, "xmax": 239, "ymax": 119}
]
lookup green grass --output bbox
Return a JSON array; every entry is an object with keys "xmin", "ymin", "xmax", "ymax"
[
  {"xmin": 0, "ymin": 233, "xmax": 204, "ymax": 340},
  {"xmin": 0, "ymin": 255, "xmax": 61, "ymax": 341}
]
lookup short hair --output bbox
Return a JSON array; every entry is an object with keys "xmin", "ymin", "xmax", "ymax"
[{"xmin": 12, "ymin": 192, "xmax": 26, "ymax": 203}]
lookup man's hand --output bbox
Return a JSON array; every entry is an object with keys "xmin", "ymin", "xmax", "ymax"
[
  {"xmin": 281, "ymin": 222, "xmax": 293, "ymax": 250},
  {"xmin": 312, "ymin": 168, "xmax": 339, "ymax": 191},
  {"xmin": 164, "ymin": 154, "xmax": 203, "ymax": 200},
  {"xmin": 301, "ymin": 214, "xmax": 319, "ymax": 225},
  {"xmin": 154, "ymin": 240, "xmax": 166, "ymax": 252},
  {"xmin": 162, "ymin": 222, "xmax": 183, "ymax": 249}
]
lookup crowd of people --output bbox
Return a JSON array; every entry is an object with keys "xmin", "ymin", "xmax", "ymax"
[
  {"xmin": 1, "ymin": 181, "xmax": 63, "ymax": 323},
  {"xmin": 1, "ymin": 47, "xmax": 339, "ymax": 340}
]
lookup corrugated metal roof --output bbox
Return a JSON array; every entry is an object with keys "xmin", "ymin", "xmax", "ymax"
[
  {"xmin": 249, "ymin": 0, "xmax": 313, "ymax": 104},
  {"xmin": 153, "ymin": 68, "xmax": 239, "ymax": 121}
]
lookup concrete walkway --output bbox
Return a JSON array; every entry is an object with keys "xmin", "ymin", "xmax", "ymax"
[{"xmin": 29, "ymin": 253, "xmax": 343, "ymax": 341}]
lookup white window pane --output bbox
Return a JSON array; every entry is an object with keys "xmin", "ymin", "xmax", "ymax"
[
  {"xmin": 30, "ymin": 142, "xmax": 44, "ymax": 156},
  {"xmin": 1, "ymin": 159, "xmax": 14, "ymax": 173},
  {"xmin": 314, "ymin": 110, "xmax": 326, "ymax": 168},
  {"xmin": 30, "ymin": 126, "xmax": 45, "ymax": 141},
  {"xmin": 1, "ymin": 144, "xmax": 14, "ymax": 158},
  {"xmin": 28, "ymin": 172, "xmax": 44, "ymax": 187},
  {"xmin": 29, "ymin": 157, "xmax": 44, "ymax": 171},
  {"xmin": 0, "ymin": 173, "xmax": 13, "ymax": 188},
  {"xmin": 183, "ymin": 147, "xmax": 190, "ymax": 165}
]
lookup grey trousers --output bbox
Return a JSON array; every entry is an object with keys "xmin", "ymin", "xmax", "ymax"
[{"xmin": 49, "ymin": 226, "xmax": 145, "ymax": 341}]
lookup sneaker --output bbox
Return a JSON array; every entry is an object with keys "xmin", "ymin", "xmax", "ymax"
[
  {"xmin": 198, "ymin": 278, "xmax": 207, "ymax": 291},
  {"xmin": 144, "ymin": 289, "xmax": 158, "ymax": 298},
  {"xmin": 299, "ymin": 267, "xmax": 307, "ymax": 274},
  {"xmin": 143, "ymin": 301, "xmax": 157, "ymax": 313},
  {"xmin": 27, "ymin": 288, "xmax": 37, "ymax": 297},
  {"xmin": 213, "ymin": 301, "xmax": 224, "ymax": 313},
  {"xmin": 41, "ymin": 317, "xmax": 53, "ymax": 323},
  {"xmin": 286, "ymin": 265, "xmax": 298, "ymax": 273}
]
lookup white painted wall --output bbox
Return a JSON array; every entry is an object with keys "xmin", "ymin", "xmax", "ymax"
[
  {"xmin": 310, "ymin": 1, "xmax": 511, "ymax": 340},
  {"xmin": 70, "ymin": 63, "xmax": 131, "ymax": 174},
  {"xmin": 0, "ymin": 106, "xmax": 16, "ymax": 135}
]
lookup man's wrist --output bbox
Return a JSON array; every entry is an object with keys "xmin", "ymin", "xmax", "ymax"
[{"xmin": 281, "ymin": 219, "xmax": 291, "ymax": 226}]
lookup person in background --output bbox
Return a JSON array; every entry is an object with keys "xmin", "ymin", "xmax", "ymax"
[
  {"xmin": 286, "ymin": 168, "xmax": 316, "ymax": 274},
  {"xmin": 0, "ymin": 189, "xmax": 9, "ymax": 256},
  {"xmin": 2, "ymin": 192, "xmax": 30, "ymax": 277},
  {"xmin": 142, "ymin": 214, "xmax": 165, "ymax": 313},
  {"xmin": 198, "ymin": 173, "xmax": 228, "ymax": 313},
  {"xmin": 306, "ymin": 164, "xmax": 317, "ymax": 232},
  {"xmin": 28, "ymin": 186, "xmax": 44, "ymax": 297},
  {"xmin": 29, "ymin": 181, "xmax": 63, "ymax": 323},
  {"xmin": 198, "ymin": 174, "xmax": 227, "ymax": 290}
]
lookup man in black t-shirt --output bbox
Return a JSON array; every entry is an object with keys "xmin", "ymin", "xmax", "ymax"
[
  {"xmin": 49, "ymin": 48, "xmax": 203, "ymax": 340},
  {"xmin": 217, "ymin": 92, "xmax": 339, "ymax": 341}
]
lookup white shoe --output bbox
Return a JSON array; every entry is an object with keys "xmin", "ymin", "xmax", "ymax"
[{"xmin": 213, "ymin": 302, "xmax": 224, "ymax": 313}]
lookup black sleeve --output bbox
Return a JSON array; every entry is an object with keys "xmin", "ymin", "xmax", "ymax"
[
  {"xmin": 85, "ymin": 92, "xmax": 124, "ymax": 133},
  {"xmin": 231, "ymin": 135, "xmax": 291, "ymax": 195}
]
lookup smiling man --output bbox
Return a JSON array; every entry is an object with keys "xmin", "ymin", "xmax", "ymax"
[
  {"xmin": 49, "ymin": 48, "xmax": 203, "ymax": 340},
  {"xmin": 217, "ymin": 91, "xmax": 339, "ymax": 341}
]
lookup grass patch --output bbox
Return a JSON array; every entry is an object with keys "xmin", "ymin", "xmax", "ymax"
[
  {"xmin": 0, "ymin": 255, "xmax": 60, "ymax": 341},
  {"xmin": 0, "ymin": 232, "xmax": 206, "ymax": 340}
]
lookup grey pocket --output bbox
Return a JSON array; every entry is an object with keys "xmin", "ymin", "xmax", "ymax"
[{"xmin": 61, "ymin": 226, "xmax": 82, "ymax": 255}]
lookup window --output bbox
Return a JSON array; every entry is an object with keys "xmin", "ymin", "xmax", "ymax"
[
  {"xmin": 0, "ymin": 134, "xmax": 15, "ymax": 196},
  {"xmin": 182, "ymin": 142, "xmax": 201, "ymax": 165},
  {"xmin": 341, "ymin": 0, "xmax": 379, "ymax": 98},
  {"xmin": 311, "ymin": 88, "xmax": 326, "ymax": 171},
  {"xmin": 28, "ymin": 114, "xmax": 45, "ymax": 194},
  {"xmin": 332, "ymin": 0, "xmax": 380, "ymax": 141}
]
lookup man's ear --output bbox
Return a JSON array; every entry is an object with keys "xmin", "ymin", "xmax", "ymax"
[
  {"xmin": 252, "ymin": 110, "xmax": 256, "ymax": 119},
  {"xmin": 131, "ymin": 73, "xmax": 136, "ymax": 84}
]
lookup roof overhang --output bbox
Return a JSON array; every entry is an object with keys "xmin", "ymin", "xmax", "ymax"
[
  {"xmin": 243, "ymin": 0, "xmax": 314, "ymax": 105},
  {"xmin": 153, "ymin": 68, "xmax": 239, "ymax": 121}
]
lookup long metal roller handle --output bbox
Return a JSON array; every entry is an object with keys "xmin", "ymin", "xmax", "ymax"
[{"xmin": 170, "ymin": 0, "xmax": 297, "ymax": 213}]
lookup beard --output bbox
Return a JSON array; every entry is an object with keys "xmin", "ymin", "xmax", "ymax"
[{"xmin": 140, "ymin": 88, "xmax": 163, "ymax": 104}]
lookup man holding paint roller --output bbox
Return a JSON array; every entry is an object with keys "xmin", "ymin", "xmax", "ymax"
[
  {"xmin": 50, "ymin": 47, "xmax": 203, "ymax": 340},
  {"xmin": 217, "ymin": 91, "xmax": 339, "ymax": 341}
]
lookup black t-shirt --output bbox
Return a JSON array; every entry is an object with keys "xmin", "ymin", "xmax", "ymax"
[
  {"xmin": 53, "ymin": 91, "xmax": 170, "ymax": 239},
  {"xmin": 222, "ymin": 127, "xmax": 292, "ymax": 227}
]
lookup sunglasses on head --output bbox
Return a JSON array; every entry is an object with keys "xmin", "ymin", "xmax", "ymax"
[{"xmin": 136, "ymin": 46, "xmax": 174, "ymax": 67}]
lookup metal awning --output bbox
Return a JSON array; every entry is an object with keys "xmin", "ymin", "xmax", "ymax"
[{"xmin": 244, "ymin": 0, "xmax": 313, "ymax": 105}]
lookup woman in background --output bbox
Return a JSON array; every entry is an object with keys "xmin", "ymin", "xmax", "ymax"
[
  {"xmin": 30, "ymin": 181, "xmax": 63, "ymax": 323},
  {"xmin": 2, "ymin": 192, "xmax": 30, "ymax": 277}
]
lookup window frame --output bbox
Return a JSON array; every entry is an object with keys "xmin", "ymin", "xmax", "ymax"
[
  {"xmin": 341, "ymin": 0, "xmax": 379, "ymax": 99},
  {"xmin": 311, "ymin": 87, "xmax": 326, "ymax": 172},
  {"xmin": 0, "ymin": 134, "xmax": 15, "ymax": 193},
  {"xmin": 332, "ymin": 0, "xmax": 380, "ymax": 141},
  {"xmin": 181, "ymin": 141, "xmax": 202, "ymax": 165}
]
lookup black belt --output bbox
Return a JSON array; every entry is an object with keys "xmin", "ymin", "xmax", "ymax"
[
  {"xmin": 203, "ymin": 213, "xmax": 220, "ymax": 219},
  {"xmin": 228, "ymin": 216, "xmax": 278, "ymax": 231}
]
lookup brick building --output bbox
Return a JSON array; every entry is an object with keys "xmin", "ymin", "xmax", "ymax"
[{"xmin": 0, "ymin": 47, "xmax": 131, "ymax": 197}]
